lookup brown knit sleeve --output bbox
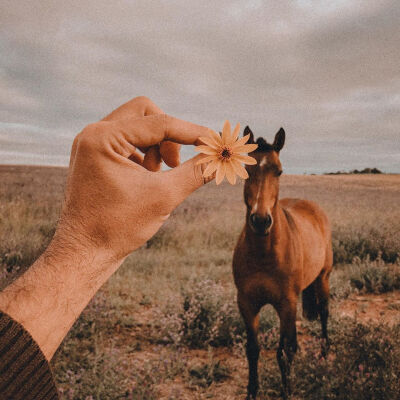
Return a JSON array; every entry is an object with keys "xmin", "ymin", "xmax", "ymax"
[{"xmin": 0, "ymin": 311, "xmax": 59, "ymax": 400}]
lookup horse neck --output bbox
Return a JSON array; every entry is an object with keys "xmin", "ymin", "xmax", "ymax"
[{"xmin": 245, "ymin": 202, "xmax": 285, "ymax": 254}]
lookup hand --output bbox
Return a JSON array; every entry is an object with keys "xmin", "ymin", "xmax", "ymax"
[
  {"xmin": 58, "ymin": 96, "xmax": 210, "ymax": 260},
  {"xmin": 0, "ymin": 96, "xmax": 213, "ymax": 360}
]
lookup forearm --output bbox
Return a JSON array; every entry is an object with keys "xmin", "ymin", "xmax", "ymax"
[{"xmin": 0, "ymin": 232, "xmax": 122, "ymax": 360}]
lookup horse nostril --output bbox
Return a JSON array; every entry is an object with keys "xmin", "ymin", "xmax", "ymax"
[
  {"xmin": 250, "ymin": 213, "xmax": 258, "ymax": 226},
  {"xmin": 250, "ymin": 213, "xmax": 264, "ymax": 228},
  {"xmin": 265, "ymin": 214, "xmax": 272, "ymax": 228}
]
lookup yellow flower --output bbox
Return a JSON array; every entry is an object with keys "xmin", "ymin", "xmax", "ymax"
[{"xmin": 195, "ymin": 120, "xmax": 258, "ymax": 185}]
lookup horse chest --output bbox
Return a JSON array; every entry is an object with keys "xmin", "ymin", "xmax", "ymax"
[
  {"xmin": 236, "ymin": 256, "xmax": 294, "ymax": 306},
  {"xmin": 242, "ymin": 271, "xmax": 284, "ymax": 307}
]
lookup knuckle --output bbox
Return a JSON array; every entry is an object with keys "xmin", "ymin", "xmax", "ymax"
[
  {"xmin": 76, "ymin": 123, "xmax": 102, "ymax": 150},
  {"xmin": 82, "ymin": 122, "xmax": 100, "ymax": 137},
  {"xmin": 136, "ymin": 95, "xmax": 151, "ymax": 103},
  {"xmin": 134, "ymin": 95, "xmax": 153, "ymax": 108}
]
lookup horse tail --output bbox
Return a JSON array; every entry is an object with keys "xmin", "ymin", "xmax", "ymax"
[{"xmin": 302, "ymin": 282, "xmax": 319, "ymax": 321}]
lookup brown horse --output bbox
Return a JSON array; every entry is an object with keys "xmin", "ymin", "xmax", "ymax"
[{"xmin": 233, "ymin": 126, "xmax": 333, "ymax": 399}]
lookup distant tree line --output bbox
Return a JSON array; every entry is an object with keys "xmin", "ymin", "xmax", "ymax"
[{"xmin": 325, "ymin": 167, "xmax": 382, "ymax": 175}]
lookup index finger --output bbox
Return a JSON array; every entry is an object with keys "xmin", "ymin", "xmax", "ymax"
[{"xmin": 114, "ymin": 114, "xmax": 210, "ymax": 147}]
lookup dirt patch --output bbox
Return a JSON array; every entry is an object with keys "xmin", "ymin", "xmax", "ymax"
[{"xmin": 336, "ymin": 292, "xmax": 400, "ymax": 326}]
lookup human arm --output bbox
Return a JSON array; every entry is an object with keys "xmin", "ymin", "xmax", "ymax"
[{"xmin": 0, "ymin": 96, "xmax": 212, "ymax": 362}]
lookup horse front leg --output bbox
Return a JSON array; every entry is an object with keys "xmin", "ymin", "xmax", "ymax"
[
  {"xmin": 238, "ymin": 293, "xmax": 261, "ymax": 399},
  {"xmin": 276, "ymin": 299, "xmax": 298, "ymax": 399}
]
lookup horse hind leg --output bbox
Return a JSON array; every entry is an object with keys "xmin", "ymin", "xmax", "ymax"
[
  {"xmin": 315, "ymin": 271, "xmax": 331, "ymax": 357},
  {"xmin": 238, "ymin": 294, "xmax": 261, "ymax": 400},
  {"xmin": 302, "ymin": 281, "xmax": 318, "ymax": 321},
  {"xmin": 276, "ymin": 298, "xmax": 298, "ymax": 399}
]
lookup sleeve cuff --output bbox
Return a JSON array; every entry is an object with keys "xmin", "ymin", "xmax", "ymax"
[{"xmin": 0, "ymin": 311, "xmax": 59, "ymax": 399}]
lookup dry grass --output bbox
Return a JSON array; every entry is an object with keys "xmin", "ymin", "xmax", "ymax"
[
  {"xmin": 0, "ymin": 166, "xmax": 66, "ymax": 288},
  {"xmin": 0, "ymin": 165, "xmax": 399, "ymax": 399}
]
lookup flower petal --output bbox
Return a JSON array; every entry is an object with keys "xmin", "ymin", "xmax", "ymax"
[
  {"xmin": 203, "ymin": 159, "xmax": 220, "ymax": 177},
  {"xmin": 195, "ymin": 145, "xmax": 218, "ymax": 155},
  {"xmin": 196, "ymin": 155, "xmax": 216, "ymax": 165},
  {"xmin": 232, "ymin": 143, "xmax": 259, "ymax": 154},
  {"xmin": 232, "ymin": 154, "xmax": 257, "ymax": 165},
  {"xmin": 225, "ymin": 161, "xmax": 237, "ymax": 185},
  {"xmin": 231, "ymin": 134, "xmax": 250, "ymax": 149},
  {"xmin": 215, "ymin": 161, "xmax": 226, "ymax": 185},
  {"xmin": 208, "ymin": 129, "xmax": 223, "ymax": 146},
  {"xmin": 222, "ymin": 120, "xmax": 231, "ymax": 144},
  {"xmin": 199, "ymin": 136, "xmax": 221, "ymax": 150},
  {"xmin": 231, "ymin": 159, "xmax": 249, "ymax": 179},
  {"xmin": 228, "ymin": 123, "xmax": 241, "ymax": 145}
]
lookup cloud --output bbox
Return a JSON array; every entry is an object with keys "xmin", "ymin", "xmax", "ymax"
[
  {"xmin": 0, "ymin": 0, "xmax": 399, "ymax": 172},
  {"xmin": 0, "ymin": 122, "xmax": 71, "ymax": 165}
]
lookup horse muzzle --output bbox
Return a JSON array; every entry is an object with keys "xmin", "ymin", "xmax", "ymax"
[{"xmin": 249, "ymin": 213, "xmax": 273, "ymax": 236}]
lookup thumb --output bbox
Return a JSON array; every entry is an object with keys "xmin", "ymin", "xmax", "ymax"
[{"xmin": 163, "ymin": 154, "xmax": 214, "ymax": 208}]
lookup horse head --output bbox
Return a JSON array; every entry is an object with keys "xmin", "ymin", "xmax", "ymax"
[{"xmin": 243, "ymin": 126, "xmax": 285, "ymax": 236}]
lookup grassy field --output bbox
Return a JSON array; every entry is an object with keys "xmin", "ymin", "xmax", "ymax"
[{"xmin": 1, "ymin": 165, "xmax": 399, "ymax": 399}]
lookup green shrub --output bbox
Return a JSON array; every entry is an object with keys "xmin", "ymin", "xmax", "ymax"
[
  {"xmin": 332, "ymin": 228, "xmax": 399, "ymax": 264},
  {"xmin": 349, "ymin": 256, "xmax": 400, "ymax": 293},
  {"xmin": 156, "ymin": 278, "xmax": 276, "ymax": 348}
]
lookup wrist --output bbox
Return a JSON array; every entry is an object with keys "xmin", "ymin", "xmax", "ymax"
[{"xmin": 50, "ymin": 221, "xmax": 121, "ymax": 270}]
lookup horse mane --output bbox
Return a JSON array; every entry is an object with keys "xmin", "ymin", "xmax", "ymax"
[{"xmin": 255, "ymin": 137, "xmax": 275, "ymax": 153}]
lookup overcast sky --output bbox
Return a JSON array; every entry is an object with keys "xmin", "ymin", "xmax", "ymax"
[{"xmin": 1, "ymin": 0, "xmax": 399, "ymax": 173}]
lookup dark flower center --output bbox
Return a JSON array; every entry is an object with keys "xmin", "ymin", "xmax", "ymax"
[{"xmin": 221, "ymin": 148, "xmax": 232, "ymax": 159}]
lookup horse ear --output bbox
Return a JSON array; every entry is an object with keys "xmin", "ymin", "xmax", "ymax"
[
  {"xmin": 273, "ymin": 127, "xmax": 285, "ymax": 152},
  {"xmin": 244, "ymin": 125, "xmax": 255, "ymax": 144}
]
